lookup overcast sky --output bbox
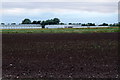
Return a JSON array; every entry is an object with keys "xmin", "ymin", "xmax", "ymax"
[
  {"xmin": 1, "ymin": 0, "xmax": 119, "ymax": 24},
  {"xmin": 1, "ymin": 0, "xmax": 119, "ymax": 2}
]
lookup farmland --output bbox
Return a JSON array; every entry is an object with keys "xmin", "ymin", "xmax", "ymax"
[
  {"xmin": 1, "ymin": 27, "xmax": 120, "ymax": 33},
  {"xmin": 2, "ymin": 32, "xmax": 119, "ymax": 79}
]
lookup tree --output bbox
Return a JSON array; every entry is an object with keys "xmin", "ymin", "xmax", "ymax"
[
  {"xmin": 37, "ymin": 21, "xmax": 41, "ymax": 24},
  {"xmin": 32, "ymin": 20, "xmax": 41, "ymax": 24},
  {"xmin": 45, "ymin": 19, "xmax": 53, "ymax": 25},
  {"xmin": 32, "ymin": 21, "xmax": 37, "ymax": 24},
  {"xmin": 21, "ymin": 18, "xmax": 61, "ymax": 28},
  {"xmin": 41, "ymin": 21, "xmax": 46, "ymax": 28},
  {"xmin": 69, "ymin": 23, "xmax": 72, "ymax": 25},
  {"xmin": 87, "ymin": 23, "xmax": 95, "ymax": 26},
  {"xmin": 109, "ymin": 24, "xmax": 113, "ymax": 26},
  {"xmin": 114, "ymin": 23, "xmax": 120, "ymax": 27},
  {"xmin": 78, "ymin": 23, "xmax": 81, "ymax": 25},
  {"xmin": 99, "ymin": 23, "xmax": 108, "ymax": 26},
  {"xmin": 81, "ymin": 24, "xmax": 87, "ymax": 26},
  {"xmin": 103, "ymin": 23, "xmax": 108, "ymax": 26},
  {"xmin": 53, "ymin": 18, "xmax": 60, "ymax": 24},
  {"xmin": 1, "ymin": 23, "xmax": 5, "ymax": 25},
  {"xmin": 22, "ymin": 18, "xmax": 31, "ymax": 24},
  {"xmin": 11, "ymin": 23, "xmax": 16, "ymax": 25},
  {"xmin": 60, "ymin": 23, "xmax": 65, "ymax": 25}
]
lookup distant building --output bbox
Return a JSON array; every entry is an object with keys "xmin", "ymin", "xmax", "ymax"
[
  {"xmin": 45, "ymin": 25, "xmax": 75, "ymax": 28},
  {"xmin": 0, "ymin": 24, "xmax": 42, "ymax": 29}
]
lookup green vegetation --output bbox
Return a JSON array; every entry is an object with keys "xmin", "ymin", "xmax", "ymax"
[
  {"xmin": 22, "ymin": 19, "xmax": 32, "ymax": 24},
  {"xmin": 20, "ymin": 18, "xmax": 120, "ymax": 28},
  {"xmin": 21, "ymin": 18, "xmax": 60, "ymax": 28},
  {"xmin": 1, "ymin": 27, "xmax": 120, "ymax": 33}
]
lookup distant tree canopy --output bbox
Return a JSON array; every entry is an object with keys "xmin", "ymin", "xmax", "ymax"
[
  {"xmin": 99, "ymin": 23, "xmax": 108, "ymax": 26},
  {"xmin": 32, "ymin": 20, "xmax": 41, "ymax": 24},
  {"xmin": 43, "ymin": 18, "xmax": 60, "ymax": 25},
  {"xmin": 41, "ymin": 21, "xmax": 46, "ymax": 28},
  {"xmin": 87, "ymin": 23, "xmax": 95, "ymax": 26},
  {"xmin": 53, "ymin": 18, "xmax": 60, "ymax": 24},
  {"xmin": 109, "ymin": 23, "xmax": 120, "ymax": 27},
  {"xmin": 32, "ymin": 21, "xmax": 37, "ymax": 24},
  {"xmin": 69, "ymin": 23, "xmax": 81, "ymax": 25},
  {"xmin": 81, "ymin": 23, "xmax": 95, "ymax": 26},
  {"xmin": 11, "ymin": 23, "xmax": 16, "ymax": 25},
  {"xmin": 59, "ymin": 23, "xmax": 65, "ymax": 25},
  {"xmin": 1, "ymin": 23, "xmax": 5, "ymax": 25},
  {"xmin": 37, "ymin": 21, "xmax": 41, "ymax": 24},
  {"xmin": 22, "ymin": 19, "xmax": 31, "ymax": 24},
  {"xmin": 41, "ymin": 18, "xmax": 60, "ymax": 28},
  {"xmin": 21, "ymin": 18, "xmax": 60, "ymax": 28},
  {"xmin": 20, "ymin": 18, "xmax": 119, "ymax": 28}
]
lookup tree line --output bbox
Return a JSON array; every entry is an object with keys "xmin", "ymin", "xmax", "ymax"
[
  {"xmin": 1, "ymin": 18, "xmax": 120, "ymax": 28},
  {"xmin": 22, "ymin": 18, "xmax": 60, "ymax": 28}
]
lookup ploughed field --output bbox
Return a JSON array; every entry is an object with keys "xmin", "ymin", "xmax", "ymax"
[{"xmin": 2, "ymin": 32, "xmax": 119, "ymax": 79}]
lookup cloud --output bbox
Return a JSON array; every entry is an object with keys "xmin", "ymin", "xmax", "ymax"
[
  {"xmin": 2, "ymin": 0, "xmax": 119, "ymax": 2},
  {"xmin": 1, "ymin": 2, "xmax": 118, "ymax": 14},
  {"xmin": 1, "ymin": 2, "xmax": 118, "ymax": 24}
]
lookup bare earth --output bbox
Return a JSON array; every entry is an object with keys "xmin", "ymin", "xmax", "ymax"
[{"xmin": 2, "ymin": 32, "xmax": 119, "ymax": 79}]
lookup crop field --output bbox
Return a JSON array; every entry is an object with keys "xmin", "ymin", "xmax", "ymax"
[
  {"xmin": 2, "ymin": 32, "xmax": 119, "ymax": 79},
  {"xmin": 1, "ymin": 27, "xmax": 120, "ymax": 33}
]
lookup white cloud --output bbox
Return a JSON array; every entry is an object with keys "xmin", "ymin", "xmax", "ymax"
[
  {"xmin": 1, "ymin": 1, "xmax": 118, "ymax": 24},
  {"xmin": 2, "ymin": 8, "xmax": 25, "ymax": 14},
  {"xmin": 1, "ymin": 2, "xmax": 118, "ymax": 14},
  {"xmin": 1, "ymin": 0, "xmax": 119, "ymax": 2}
]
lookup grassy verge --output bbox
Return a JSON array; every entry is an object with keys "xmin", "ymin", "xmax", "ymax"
[{"xmin": 1, "ymin": 27, "xmax": 120, "ymax": 33}]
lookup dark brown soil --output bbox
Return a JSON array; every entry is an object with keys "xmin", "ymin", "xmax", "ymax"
[{"xmin": 2, "ymin": 32, "xmax": 119, "ymax": 79}]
